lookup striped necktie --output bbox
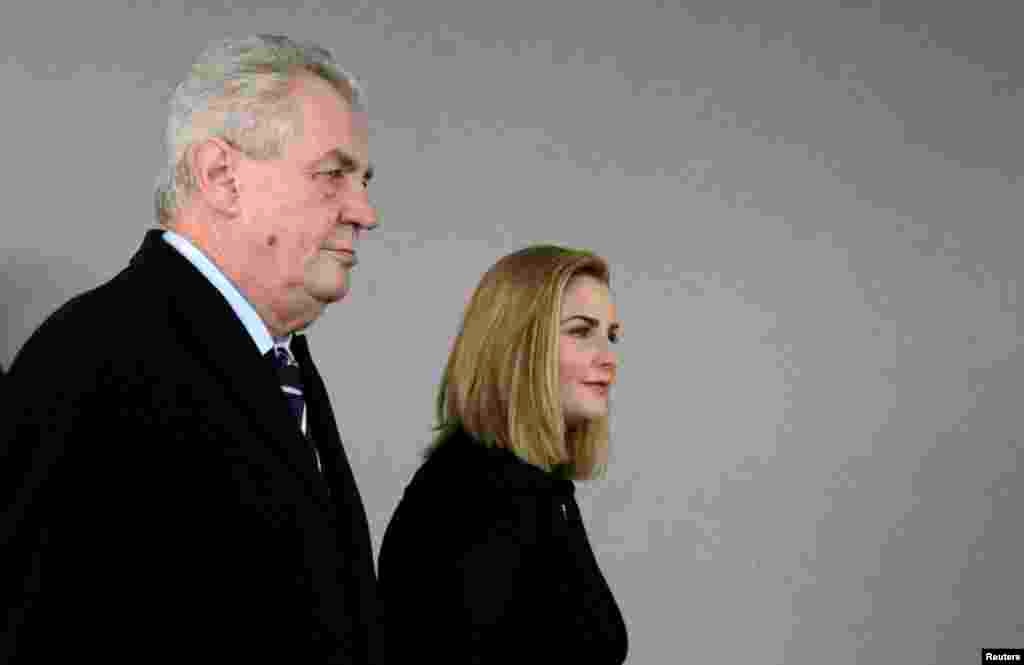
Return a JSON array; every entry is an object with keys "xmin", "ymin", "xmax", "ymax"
[{"xmin": 267, "ymin": 345, "xmax": 323, "ymax": 474}]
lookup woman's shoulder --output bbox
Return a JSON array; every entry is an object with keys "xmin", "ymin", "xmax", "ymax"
[
  {"xmin": 391, "ymin": 431, "xmax": 570, "ymax": 531},
  {"xmin": 381, "ymin": 428, "xmax": 575, "ymax": 573},
  {"xmin": 401, "ymin": 430, "xmax": 503, "ymax": 509},
  {"xmin": 414, "ymin": 426, "xmax": 573, "ymax": 499},
  {"xmin": 383, "ymin": 431, "xmax": 527, "ymax": 552}
]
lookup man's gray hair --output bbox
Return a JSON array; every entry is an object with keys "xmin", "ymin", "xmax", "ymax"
[{"xmin": 154, "ymin": 34, "xmax": 366, "ymax": 225}]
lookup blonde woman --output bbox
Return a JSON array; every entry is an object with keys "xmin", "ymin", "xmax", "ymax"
[{"xmin": 378, "ymin": 245, "xmax": 628, "ymax": 664}]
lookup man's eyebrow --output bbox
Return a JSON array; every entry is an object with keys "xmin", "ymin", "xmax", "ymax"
[
  {"xmin": 560, "ymin": 315, "xmax": 621, "ymax": 330},
  {"xmin": 315, "ymin": 149, "xmax": 374, "ymax": 180}
]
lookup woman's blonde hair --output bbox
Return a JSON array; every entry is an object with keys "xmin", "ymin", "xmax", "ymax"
[{"xmin": 430, "ymin": 244, "xmax": 613, "ymax": 480}]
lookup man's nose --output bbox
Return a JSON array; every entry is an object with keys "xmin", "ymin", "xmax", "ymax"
[{"xmin": 339, "ymin": 187, "xmax": 379, "ymax": 231}]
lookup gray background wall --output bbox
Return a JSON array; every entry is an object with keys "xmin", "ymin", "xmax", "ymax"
[{"xmin": 3, "ymin": 1, "xmax": 1020, "ymax": 663}]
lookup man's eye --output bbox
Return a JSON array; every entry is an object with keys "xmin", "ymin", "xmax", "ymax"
[
  {"xmin": 317, "ymin": 170, "xmax": 370, "ymax": 188},
  {"xmin": 314, "ymin": 168, "xmax": 344, "ymax": 180}
]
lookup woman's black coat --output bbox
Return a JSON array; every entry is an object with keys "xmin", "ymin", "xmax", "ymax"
[{"xmin": 378, "ymin": 427, "xmax": 628, "ymax": 664}]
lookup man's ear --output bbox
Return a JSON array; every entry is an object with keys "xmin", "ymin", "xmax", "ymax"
[{"xmin": 189, "ymin": 138, "xmax": 240, "ymax": 216}]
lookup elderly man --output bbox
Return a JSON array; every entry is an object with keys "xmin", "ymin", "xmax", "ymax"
[{"xmin": 2, "ymin": 35, "xmax": 380, "ymax": 663}]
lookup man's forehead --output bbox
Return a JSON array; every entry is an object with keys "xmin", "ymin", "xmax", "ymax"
[
  {"xmin": 310, "ymin": 111, "xmax": 370, "ymax": 165},
  {"xmin": 349, "ymin": 109, "xmax": 369, "ymax": 137},
  {"xmin": 300, "ymin": 75, "xmax": 369, "ymax": 138},
  {"xmin": 335, "ymin": 107, "xmax": 369, "ymax": 159}
]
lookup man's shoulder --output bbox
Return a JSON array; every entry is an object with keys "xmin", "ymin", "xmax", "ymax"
[
  {"xmin": 9, "ymin": 241, "xmax": 181, "ymax": 373},
  {"xmin": 58, "ymin": 264, "xmax": 150, "ymax": 320}
]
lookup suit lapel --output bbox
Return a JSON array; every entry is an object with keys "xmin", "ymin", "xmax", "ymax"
[
  {"xmin": 131, "ymin": 230, "xmax": 329, "ymax": 500},
  {"xmin": 292, "ymin": 335, "xmax": 365, "ymax": 506},
  {"xmin": 292, "ymin": 334, "xmax": 374, "ymax": 541},
  {"xmin": 292, "ymin": 332, "xmax": 378, "ymax": 637}
]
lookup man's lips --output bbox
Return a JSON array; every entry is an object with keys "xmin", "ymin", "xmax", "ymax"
[{"xmin": 324, "ymin": 248, "xmax": 357, "ymax": 266}]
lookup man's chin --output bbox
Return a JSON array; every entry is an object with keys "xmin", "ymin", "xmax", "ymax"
[
  {"xmin": 305, "ymin": 264, "xmax": 351, "ymax": 304},
  {"xmin": 304, "ymin": 272, "xmax": 350, "ymax": 303},
  {"xmin": 311, "ymin": 285, "xmax": 349, "ymax": 305}
]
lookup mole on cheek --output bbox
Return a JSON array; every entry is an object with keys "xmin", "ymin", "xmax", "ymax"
[{"xmin": 267, "ymin": 235, "xmax": 278, "ymax": 247}]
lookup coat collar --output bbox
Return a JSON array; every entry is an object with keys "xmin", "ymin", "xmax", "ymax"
[
  {"xmin": 130, "ymin": 229, "xmax": 331, "ymax": 500},
  {"xmin": 426, "ymin": 425, "xmax": 576, "ymax": 497}
]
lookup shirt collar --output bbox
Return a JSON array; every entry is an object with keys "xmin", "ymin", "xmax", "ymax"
[{"xmin": 162, "ymin": 229, "xmax": 291, "ymax": 356}]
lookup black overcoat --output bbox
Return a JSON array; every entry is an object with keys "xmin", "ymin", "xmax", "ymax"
[
  {"xmin": 378, "ymin": 426, "xmax": 628, "ymax": 664},
  {"xmin": 2, "ymin": 230, "xmax": 379, "ymax": 663}
]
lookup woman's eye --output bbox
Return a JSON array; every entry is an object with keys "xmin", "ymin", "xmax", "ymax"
[{"xmin": 571, "ymin": 327, "xmax": 590, "ymax": 337}]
